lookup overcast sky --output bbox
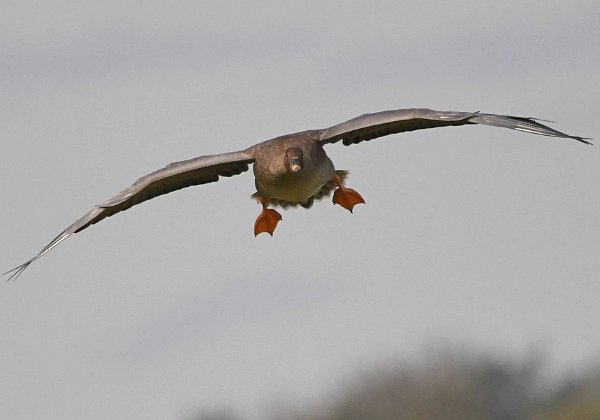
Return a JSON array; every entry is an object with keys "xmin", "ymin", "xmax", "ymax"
[{"xmin": 2, "ymin": 1, "xmax": 599, "ymax": 419}]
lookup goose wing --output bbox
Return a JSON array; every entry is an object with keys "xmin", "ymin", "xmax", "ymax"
[
  {"xmin": 4, "ymin": 149, "xmax": 253, "ymax": 281},
  {"xmin": 319, "ymin": 108, "xmax": 591, "ymax": 146}
]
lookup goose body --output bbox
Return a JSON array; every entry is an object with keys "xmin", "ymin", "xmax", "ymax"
[{"xmin": 252, "ymin": 133, "xmax": 335, "ymax": 205}]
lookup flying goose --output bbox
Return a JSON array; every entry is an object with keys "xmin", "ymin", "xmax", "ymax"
[{"xmin": 3, "ymin": 108, "xmax": 590, "ymax": 281}]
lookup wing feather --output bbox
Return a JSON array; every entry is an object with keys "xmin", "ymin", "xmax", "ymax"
[
  {"xmin": 319, "ymin": 108, "xmax": 591, "ymax": 146},
  {"xmin": 3, "ymin": 149, "xmax": 253, "ymax": 281}
]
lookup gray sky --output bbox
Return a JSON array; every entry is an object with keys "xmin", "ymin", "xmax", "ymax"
[{"xmin": 2, "ymin": 1, "xmax": 599, "ymax": 419}]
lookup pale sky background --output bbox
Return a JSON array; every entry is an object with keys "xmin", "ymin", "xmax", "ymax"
[{"xmin": 1, "ymin": 1, "xmax": 599, "ymax": 419}]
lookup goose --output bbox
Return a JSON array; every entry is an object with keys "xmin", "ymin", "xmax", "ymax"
[{"xmin": 3, "ymin": 108, "xmax": 590, "ymax": 281}]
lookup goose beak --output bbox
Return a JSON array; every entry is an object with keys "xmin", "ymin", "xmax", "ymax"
[{"xmin": 289, "ymin": 158, "xmax": 303, "ymax": 173}]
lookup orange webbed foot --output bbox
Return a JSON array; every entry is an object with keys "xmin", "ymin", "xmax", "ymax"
[
  {"xmin": 332, "ymin": 175, "xmax": 365, "ymax": 213},
  {"xmin": 254, "ymin": 198, "xmax": 282, "ymax": 236}
]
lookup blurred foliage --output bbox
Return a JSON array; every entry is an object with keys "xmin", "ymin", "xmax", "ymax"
[
  {"xmin": 535, "ymin": 369, "xmax": 600, "ymax": 420},
  {"xmin": 191, "ymin": 347, "xmax": 600, "ymax": 420},
  {"xmin": 186, "ymin": 408, "xmax": 242, "ymax": 420}
]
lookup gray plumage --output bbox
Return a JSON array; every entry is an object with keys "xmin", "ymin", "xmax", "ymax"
[{"xmin": 3, "ymin": 108, "xmax": 590, "ymax": 280}]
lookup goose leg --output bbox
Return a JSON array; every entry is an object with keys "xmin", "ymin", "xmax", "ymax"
[
  {"xmin": 254, "ymin": 197, "xmax": 283, "ymax": 236},
  {"xmin": 332, "ymin": 175, "xmax": 365, "ymax": 213}
]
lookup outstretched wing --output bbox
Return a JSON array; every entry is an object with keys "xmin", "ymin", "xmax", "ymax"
[
  {"xmin": 3, "ymin": 149, "xmax": 254, "ymax": 281},
  {"xmin": 319, "ymin": 108, "xmax": 591, "ymax": 146}
]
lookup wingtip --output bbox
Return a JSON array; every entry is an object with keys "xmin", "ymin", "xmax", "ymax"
[
  {"xmin": 568, "ymin": 134, "xmax": 593, "ymax": 145},
  {"xmin": 2, "ymin": 261, "xmax": 33, "ymax": 282}
]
